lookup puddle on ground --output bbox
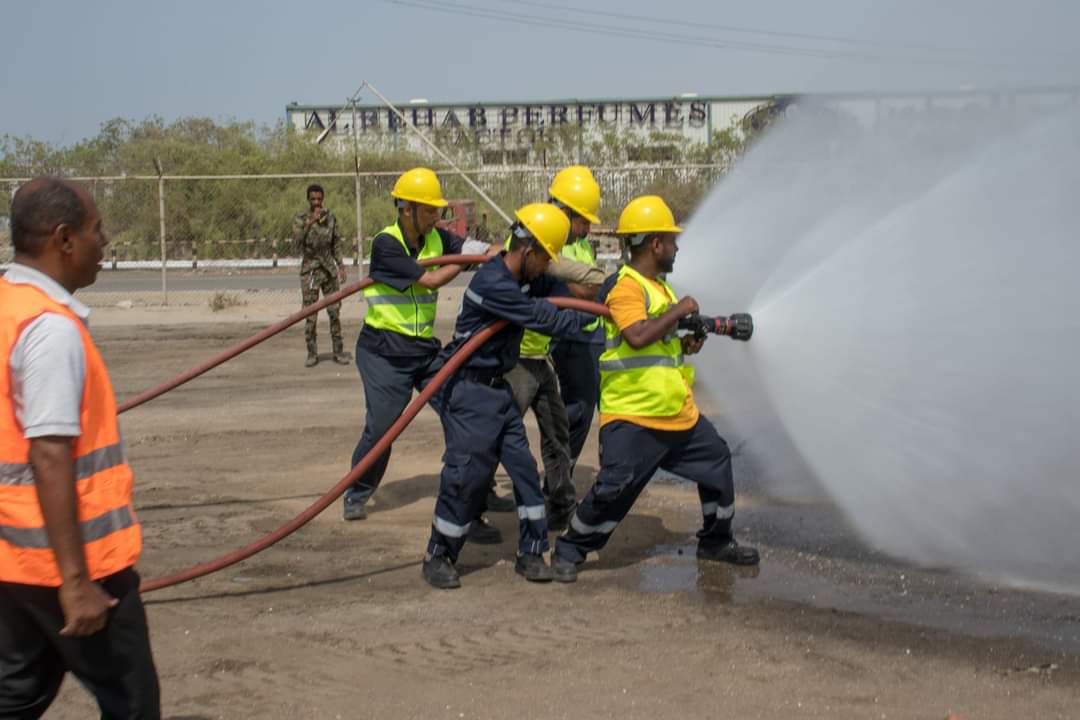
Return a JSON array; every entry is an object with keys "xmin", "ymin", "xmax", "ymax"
[{"xmin": 600, "ymin": 542, "xmax": 1080, "ymax": 654}]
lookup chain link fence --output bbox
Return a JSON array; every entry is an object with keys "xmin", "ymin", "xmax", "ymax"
[{"xmin": 1, "ymin": 164, "xmax": 727, "ymax": 308}]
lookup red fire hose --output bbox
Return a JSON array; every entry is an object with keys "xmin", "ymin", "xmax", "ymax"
[
  {"xmin": 118, "ymin": 254, "xmax": 492, "ymax": 414},
  {"xmin": 126, "ymin": 263, "xmax": 609, "ymax": 592}
]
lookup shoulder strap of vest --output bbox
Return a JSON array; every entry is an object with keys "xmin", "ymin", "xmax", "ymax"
[
  {"xmin": 379, "ymin": 222, "xmax": 408, "ymax": 253},
  {"xmin": 0, "ymin": 277, "xmax": 79, "ymax": 321},
  {"xmin": 617, "ymin": 265, "xmax": 679, "ymax": 317}
]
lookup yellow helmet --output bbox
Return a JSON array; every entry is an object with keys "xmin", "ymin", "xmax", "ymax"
[
  {"xmin": 616, "ymin": 195, "xmax": 683, "ymax": 235},
  {"xmin": 548, "ymin": 165, "xmax": 601, "ymax": 224},
  {"xmin": 390, "ymin": 167, "xmax": 448, "ymax": 208},
  {"xmin": 513, "ymin": 202, "xmax": 570, "ymax": 261}
]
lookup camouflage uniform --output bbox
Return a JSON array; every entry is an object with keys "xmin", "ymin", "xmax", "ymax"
[{"xmin": 292, "ymin": 209, "xmax": 346, "ymax": 358}]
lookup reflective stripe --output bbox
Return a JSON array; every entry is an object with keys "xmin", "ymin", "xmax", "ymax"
[
  {"xmin": 366, "ymin": 293, "xmax": 438, "ymax": 306},
  {"xmin": 74, "ymin": 442, "xmax": 126, "ymax": 482},
  {"xmin": 605, "ymin": 335, "xmax": 622, "ymax": 350},
  {"xmin": 0, "ymin": 462, "xmax": 33, "ymax": 487},
  {"xmin": 517, "ymin": 504, "xmax": 546, "ymax": 521},
  {"xmin": 0, "ymin": 442, "xmax": 125, "ymax": 488},
  {"xmin": 598, "ymin": 355, "xmax": 682, "ymax": 372},
  {"xmin": 702, "ymin": 502, "xmax": 735, "ymax": 520},
  {"xmin": 465, "ymin": 288, "xmax": 484, "ymax": 306},
  {"xmin": 432, "ymin": 514, "xmax": 471, "ymax": 538},
  {"xmin": 0, "ymin": 505, "xmax": 135, "ymax": 550},
  {"xmin": 399, "ymin": 321, "xmax": 435, "ymax": 333},
  {"xmin": 570, "ymin": 514, "xmax": 619, "ymax": 535}
]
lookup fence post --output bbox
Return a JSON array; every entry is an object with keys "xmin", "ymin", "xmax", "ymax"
[
  {"xmin": 354, "ymin": 164, "xmax": 363, "ymax": 269},
  {"xmin": 154, "ymin": 159, "xmax": 168, "ymax": 305}
]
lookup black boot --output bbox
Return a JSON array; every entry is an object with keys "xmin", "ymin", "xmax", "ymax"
[
  {"xmin": 422, "ymin": 554, "xmax": 461, "ymax": 589},
  {"xmin": 342, "ymin": 496, "xmax": 367, "ymax": 521},
  {"xmin": 546, "ymin": 502, "xmax": 576, "ymax": 533},
  {"xmin": 551, "ymin": 552, "xmax": 579, "ymax": 583},
  {"xmin": 697, "ymin": 538, "xmax": 760, "ymax": 566},
  {"xmin": 514, "ymin": 553, "xmax": 554, "ymax": 582}
]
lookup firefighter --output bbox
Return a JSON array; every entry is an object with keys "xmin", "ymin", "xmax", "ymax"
[
  {"xmin": 546, "ymin": 166, "xmax": 606, "ymax": 480},
  {"xmin": 344, "ymin": 167, "xmax": 504, "ymax": 542},
  {"xmin": 423, "ymin": 203, "xmax": 590, "ymax": 589},
  {"xmin": 552, "ymin": 196, "xmax": 760, "ymax": 582},
  {"xmin": 0, "ymin": 178, "xmax": 160, "ymax": 717},
  {"xmin": 486, "ymin": 166, "xmax": 605, "ymax": 532}
]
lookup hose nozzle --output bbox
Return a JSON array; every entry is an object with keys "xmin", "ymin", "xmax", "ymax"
[{"xmin": 677, "ymin": 313, "xmax": 753, "ymax": 342}]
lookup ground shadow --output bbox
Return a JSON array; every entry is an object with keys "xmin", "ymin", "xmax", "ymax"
[
  {"xmin": 138, "ymin": 493, "xmax": 322, "ymax": 512},
  {"xmin": 143, "ymin": 560, "xmax": 418, "ymax": 605},
  {"xmin": 365, "ymin": 473, "xmax": 441, "ymax": 514},
  {"xmin": 454, "ymin": 511, "xmax": 693, "ymax": 579}
]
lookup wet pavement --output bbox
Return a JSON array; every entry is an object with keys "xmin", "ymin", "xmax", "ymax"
[{"xmin": 605, "ymin": 488, "xmax": 1080, "ymax": 656}]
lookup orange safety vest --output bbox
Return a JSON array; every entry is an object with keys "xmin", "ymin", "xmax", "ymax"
[{"xmin": 0, "ymin": 278, "xmax": 141, "ymax": 587}]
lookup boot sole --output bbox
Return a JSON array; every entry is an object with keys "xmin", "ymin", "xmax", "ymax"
[
  {"xmin": 696, "ymin": 551, "xmax": 760, "ymax": 566},
  {"xmin": 515, "ymin": 567, "xmax": 554, "ymax": 583},
  {"xmin": 422, "ymin": 570, "xmax": 461, "ymax": 589}
]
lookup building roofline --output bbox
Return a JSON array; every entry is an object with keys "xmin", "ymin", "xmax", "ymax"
[{"xmin": 285, "ymin": 86, "xmax": 1080, "ymax": 112}]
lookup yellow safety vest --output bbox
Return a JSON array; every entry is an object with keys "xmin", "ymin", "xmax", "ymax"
[
  {"xmin": 363, "ymin": 223, "xmax": 443, "ymax": 338},
  {"xmin": 598, "ymin": 265, "xmax": 695, "ymax": 417},
  {"xmin": 560, "ymin": 238, "xmax": 601, "ymax": 334}
]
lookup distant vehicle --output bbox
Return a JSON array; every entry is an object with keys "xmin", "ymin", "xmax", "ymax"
[{"xmin": 435, "ymin": 199, "xmax": 476, "ymax": 238}]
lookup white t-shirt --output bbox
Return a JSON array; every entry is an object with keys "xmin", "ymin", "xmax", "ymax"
[{"xmin": 5, "ymin": 264, "xmax": 89, "ymax": 439}]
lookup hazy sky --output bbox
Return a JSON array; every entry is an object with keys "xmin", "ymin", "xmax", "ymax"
[{"xmin": 3, "ymin": 0, "xmax": 1078, "ymax": 145}]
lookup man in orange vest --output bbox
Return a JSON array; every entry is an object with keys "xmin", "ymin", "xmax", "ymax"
[{"xmin": 0, "ymin": 178, "xmax": 160, "ymax": 718}]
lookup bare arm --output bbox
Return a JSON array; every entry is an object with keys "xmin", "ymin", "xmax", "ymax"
[
  {"xmin": 29, "ymin": 436, "xmax": 117, "ymax": 636},
  {"xmin": 414, "ymin": 264, "xmax": 464, "ymax": 289},
  {"xmin": 620, "ymin": 297, "xmax": 698, "ymax": 350}
]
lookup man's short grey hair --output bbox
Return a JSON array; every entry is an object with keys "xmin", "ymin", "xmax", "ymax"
[{"xmin": 10, "ymin": 178, "xmax": 87, "ymax": 256}]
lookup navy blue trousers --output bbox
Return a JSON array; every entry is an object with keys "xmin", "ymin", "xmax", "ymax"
[
  {"xmin": 555, "ymin": 417, "xmax": 737, "ymax": 564},
  {"xmin": 427, "ymin": 376, "xmax": 549, "ymax": 563},
  {"xmin": 347, "ymin": 344, "xmax": 439, "ymax": 505},
  {"xmin": 550, "ymin": 340, "xmax": 603, "ymax": 467}
]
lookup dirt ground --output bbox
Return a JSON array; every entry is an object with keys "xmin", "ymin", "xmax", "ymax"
[{"xmin": 45, "ymin": 288, "xmax": 1080, "ymax": 719}]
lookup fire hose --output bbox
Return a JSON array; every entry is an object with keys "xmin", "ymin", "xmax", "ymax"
[
  {"xmin": 124, "ymin": 256, "xmax": 748, "ymax": 593},
  {"xmin": 118, "ymin": 254, "xmax": 492, "ymax": 414}
]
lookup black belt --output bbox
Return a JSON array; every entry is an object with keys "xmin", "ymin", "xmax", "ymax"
[{"xmin": 459, "ymin": 368, "xmax": 506, "ymax": 387}]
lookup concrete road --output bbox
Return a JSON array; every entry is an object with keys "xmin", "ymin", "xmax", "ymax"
[{"xmin": 84, "ymin": 268, "xmax": 474, "ymax": 293}]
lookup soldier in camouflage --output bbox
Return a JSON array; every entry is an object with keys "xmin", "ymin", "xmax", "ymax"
[{"xmin": 292, "ymin": 184, "xmax": 351, "ymax": 367}]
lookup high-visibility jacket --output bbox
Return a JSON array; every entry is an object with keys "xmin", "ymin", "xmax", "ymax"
[
  {"xmin": 560, "ymin": 238, "xmax": 601, "ymax": 334},
  {"xmin": 362, "ymin": 223, "xmax": 443, "ymax": 338},
  {"xmin": 598, "ymin": 265, "xmax": 695, "ymax": 417},
  {"xmin": 0, "ymin": 279, "xmax": 141, "ymax": 587}
]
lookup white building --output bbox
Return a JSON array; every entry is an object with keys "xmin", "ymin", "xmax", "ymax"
[{"xmin": 285, "ymin": 89, "xmax": 1078, "ymax": 164}]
